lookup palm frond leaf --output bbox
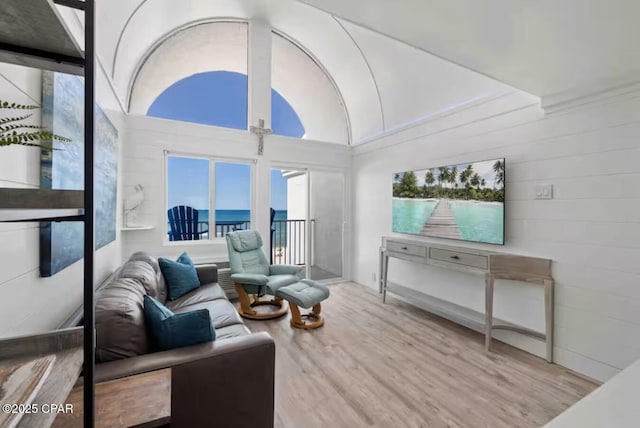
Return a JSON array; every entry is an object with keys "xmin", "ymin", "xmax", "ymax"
[
  {"xmin": 0, "ymin": 100, "xmax": 69, "ymax": 149},
  {"xmin": 0, "ymin": 130, "xmax": 70, "ymax": 148},
  {"xmin": 0, "ymin": 100, "xmax": 39, "ymax": 110},
  {"xmin": 0, "ymin": 114, "xmax": 33, "ymax": 125},
  {"xmin": 0, "ymin": 124, "xmax": 47, "ymax": 133}
]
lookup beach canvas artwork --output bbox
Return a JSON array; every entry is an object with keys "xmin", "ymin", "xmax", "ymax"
[
  {"xmin": 392, "ymin": 158, "xmax": 505, "ymax": 245},
  {"xmin": 40, "ymin": 72, "xmax": 118, "ymax": 277}
]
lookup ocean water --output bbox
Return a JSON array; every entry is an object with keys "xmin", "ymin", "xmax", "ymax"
[
  {"xmin": 197, "ymin": 209, "xmax": 288, "ymax": 245},
  {"xmin": 450, "ymin": 202, "xmax": 504, "ymax": 244},
  {"xmin": 392, "ymin": 199, "xmax": 504, "ymax": 245},
  {"xmin": 392, "ymin": 199, "xmax": 438, "ymax": 234}
]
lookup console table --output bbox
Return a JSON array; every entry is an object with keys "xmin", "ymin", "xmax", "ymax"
[{"xmin": 379, "ymin": 236, "xmax": 554, "ymax": 362}]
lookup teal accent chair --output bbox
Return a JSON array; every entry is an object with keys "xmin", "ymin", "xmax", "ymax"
[{"xmin": 226, "ymin": 230, "xmax": 302, "ymax": 320}]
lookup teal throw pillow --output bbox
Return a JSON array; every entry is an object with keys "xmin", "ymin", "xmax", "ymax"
[
  {"xmin": 143, "ymin": 296, "xmax": 215, "ymax": 350},
  {"xmin": 159, "ymin": 252, "xmax": 200, "ymax": 300}
]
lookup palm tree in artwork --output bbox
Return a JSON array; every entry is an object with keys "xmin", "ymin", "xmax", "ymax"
[
  {"xmin": 493, "ymin": 160, "xmax": 505, "ymax": 189},
  {"xmin": 471, "ymin": 173, "xmax": 481, "ymax": 191},
  {"xmin": 438, "ymin": 167, "xmax": 449, "ymax": 196},
  {"xmin": 425, "ymin": 171, "xmax": 435, "ymax": 187},
  {"xmin": 449, "ymin": 166, "xmax": 458, "ymax": 195},
  {"xmin": 459, "ymin": 165, "xmax": 472, "ymax": 199},
  {"xmin": 425, "ymin": 170, "xmax": 435, "ymax": 196}
]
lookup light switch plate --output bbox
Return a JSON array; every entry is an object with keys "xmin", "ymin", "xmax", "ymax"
[{"xmin": 534, "ymin": 184, "xmax": 553, "ymax": 199}]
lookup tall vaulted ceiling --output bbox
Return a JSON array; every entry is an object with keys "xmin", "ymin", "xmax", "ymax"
[
  {"xmin": 300, "ymin": 0, "xmax": 640, "ymax": 98},
  {"xmin": 88, "ymin": 0, "xmax": 638, "ymax": 144}
]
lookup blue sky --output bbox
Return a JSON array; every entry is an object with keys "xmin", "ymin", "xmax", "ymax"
[{"xmin": 149, "ymin": 71, "xmax": 304, "ymax": 210}]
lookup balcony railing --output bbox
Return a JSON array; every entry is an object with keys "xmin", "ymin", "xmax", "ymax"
[
  {"xmin": 271, "ymin": 219, "xmax": 311, "ymax": 266},
  {"xmin": 167, "ymin": 219, "xmax": 312, "ymax": 267},
  {"xmin": 167, "ymin": 220, "xmax": 250, "ymax": 240},
  {"xmin": 214, "ymin": 220, "xmax": 251, "ymax": 237}
]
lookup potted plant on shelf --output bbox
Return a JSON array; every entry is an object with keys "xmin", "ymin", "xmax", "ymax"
[{"xmin": 0, "ymin": 100, "xmax": 70, "ymax": 148}]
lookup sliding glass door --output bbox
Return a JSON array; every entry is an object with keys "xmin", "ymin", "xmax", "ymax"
[
  {"xmin": 308, "ymin": 170, "xmax": 344, "ymax": 281},
  {"xmin": 270, "ymin": 167, "xmax": 345, "ymax": 282}
]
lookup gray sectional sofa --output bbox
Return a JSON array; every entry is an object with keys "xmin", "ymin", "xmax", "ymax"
[{"xmin": 93, "ymin": 251, "xmax": 275, "ymax": 428}]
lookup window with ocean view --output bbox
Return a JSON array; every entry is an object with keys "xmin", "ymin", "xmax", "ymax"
[{"xmin": 166, "ymin": 156, "xmax": 252, "ymax": 241}]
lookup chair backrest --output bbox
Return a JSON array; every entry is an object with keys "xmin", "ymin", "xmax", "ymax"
[
  {"xmin": 168, "ymin": 205, "xmax": 200, "ymax": 241},
  {"xmin": 226, "ymin": 230, "xmax": 270, "ymax": 276}
]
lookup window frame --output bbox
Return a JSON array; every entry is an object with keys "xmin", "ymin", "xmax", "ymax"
[{"xmin": 163, "ymin": 150, "xmax": 256, "ymax": 245}]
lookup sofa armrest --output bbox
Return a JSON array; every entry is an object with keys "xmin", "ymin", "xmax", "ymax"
[
  {"xmin": 94, "ymin": 332, "xmax": 275, "ymax": 428},
  {"xmin": 94, "ymin": 332, "xmax": 272, "ymax": 382},
  {"xmin": 230, "ymin": 272, "xmax": 268, "ymax": 286},
  {"xmin": 269, "ymin": 264, "xmax": 302, "ymax": 276},
  {"xmin": 195, "ymin": 263, "xmax": 218, "ymax": 284}
]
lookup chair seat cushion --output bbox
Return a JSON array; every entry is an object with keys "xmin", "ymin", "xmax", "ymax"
[
  {"xmin": 276, "ymin": 279, "xmax": 330, "ymax": 309},
  {"xmin": 143, "ymin": 296, "xmax": 215, "ymax": 351},
  {"xmin": 159, "ymin": 252, "xmax": 200, "ymax": 300},
  {"xmin": 266, "ymin": 274, "xmax": 300, "ymax": 295}
]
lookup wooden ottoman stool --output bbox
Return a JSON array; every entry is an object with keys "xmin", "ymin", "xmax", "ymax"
[{"xmin": 276, "ymin": 279, "xmax": 330, "ymax": 329}]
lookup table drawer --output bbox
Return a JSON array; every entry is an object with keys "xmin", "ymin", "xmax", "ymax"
[
  {"xmin": 429, "ymin": 248, "xmax": 488, "ymax": 270},
  {"xmin": 386, "ymin": 240, "xmax": 427, "ymax": 257}
]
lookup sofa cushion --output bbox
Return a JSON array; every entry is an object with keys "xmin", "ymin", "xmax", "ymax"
[
  {"xmin": 95, "ymin": 278, "xmax": 149, "ymax": 362},
  {"xmin": 173, "ymin": 299, "xmax": 243, "ymax": 329},
  {"xmin": 127, "ymin": 251, "xmax": 168, "ymax": 303},
  {"xmin": 144, "ymin": 296, "xmax": 215, "ymax": 351},
  {"xmin": 159, "ymin": 252, "xmax": 200, "ymax": 300},
  {"xmin": 166, "ymin": 283, "xmax": 228, "ymax": 312},
  {"xmin": 118, "ymin": 260, "xmax": 163, "ymax": 302},
  {"xmin": 215, "ymin": 323, "xmax": 251, "ymax": 340}
]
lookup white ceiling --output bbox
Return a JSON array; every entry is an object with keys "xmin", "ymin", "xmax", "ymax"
[
  {"xmin": 299, "ymin": 0, "xmax": 640, "ymax": 97},
  {"xmin": 95, "ymin": 0, "xmax": 544, "ymax": 144}
]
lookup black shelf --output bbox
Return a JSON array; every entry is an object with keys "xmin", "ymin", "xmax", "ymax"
[
  {"xmin": 0, "ymin": 209, "xmax": 85, "ymax": 222},
  {"xmin": 0, "ymin": 0, "xmax": 85, "ymax": 74},
  {"xmin": 0, "ymin": 0, "xmax": 95, "ymax": 426}
]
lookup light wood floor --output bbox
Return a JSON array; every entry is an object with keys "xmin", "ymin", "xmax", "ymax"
[{"xmin": 245, "ymin": 282, "xmax": 598, "ymax": 428}]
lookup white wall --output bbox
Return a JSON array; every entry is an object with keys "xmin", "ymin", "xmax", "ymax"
[
  {"xmin": 352, "ymin": 88, "xmax": 640, "ymax": 382},
  {"xmin": 121, "ymin": 114, "xmax": 350, "ymax": 264},
  {"xmin": 0, "ymin": 60, "xmax": 124, "ymax": 338}
]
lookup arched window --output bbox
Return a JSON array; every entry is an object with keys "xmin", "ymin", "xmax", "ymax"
[
  {"xmin": 148, "ymin": 71, "xmax": 248, "ymax": 130},
  {"xmin": 129, "ymin": 22, "xmax": 341, "ymax": 141},
  {"xmin": 129, "ymin": 22, "xmax": 248, "ymax": 122},
  {"xmin": 147, "ymin": 70, "xmax": 304, "ymax": 136}
]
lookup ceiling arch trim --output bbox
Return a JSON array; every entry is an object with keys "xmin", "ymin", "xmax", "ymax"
[
  {"xmin": 111, "ymin": 0, "xmax": 149, "ymax": 78},
  {"xmin": 332, "ymin": 16, "xmax": 385, "ymax": 132}
]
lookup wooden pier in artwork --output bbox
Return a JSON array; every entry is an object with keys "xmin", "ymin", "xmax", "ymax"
[{"xmin": 420, "ymin": 199, "xmax": 462, "ymax": 239}]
